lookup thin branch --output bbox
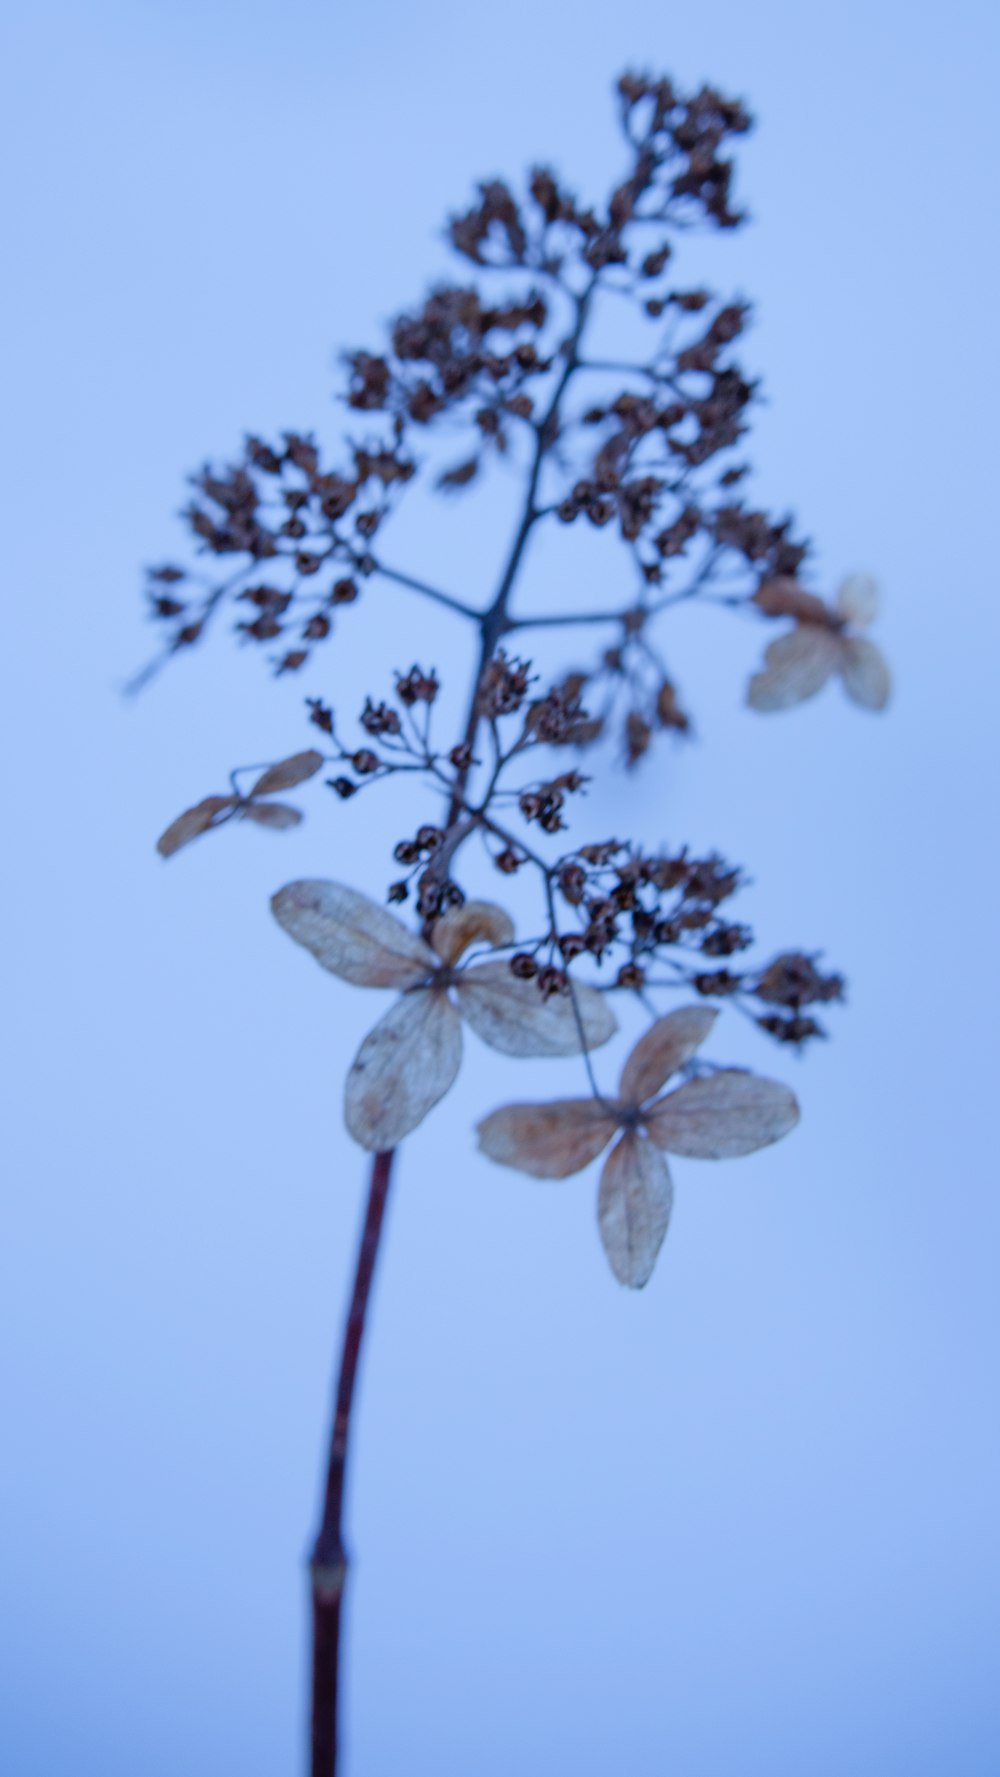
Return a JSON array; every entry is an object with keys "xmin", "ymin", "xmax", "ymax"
[
  {"xmin": 367, "ymin": 558, "xmax": 482, "ymax": 621},
  {"xmin": 444, "ymin": 279, "xmax": 599, "ymax": 830},
  {"xmin": 511, "ymin": 607, "xmax": 626, "ymax": 631}
]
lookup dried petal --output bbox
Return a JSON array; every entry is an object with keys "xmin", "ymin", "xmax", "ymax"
[
  {"xmin": 477, "ymin": 1099, "xmax": 618, "ymax": 1179},
  {"xmin": 836, "ymin": 573, "xmax": 880, "ymax": 627},
  {"xmin": 345, "ymin": 987, "xmax": 462, "ymax": 1150},
  {"xmin": 839, "ymin": 637, "xmax": 891, "ymax": 711},
  {"xmin": 456, "ymin": 961, "xmax": 617, "ymax": 1056},
  {"xmin": 618, "ymin": 1006, "xmax": 718, "ymax": 1105},
  {"xmin": 248, "ymin": 749, "xmax": 325, "ymax": 796},
  {"xmin": 753, "ymin": 578, "xmax": 832, "ymax": 625},
  {"xmin": 240, "ymin": 801, "xmax": 302, "ymax": 829},
  {"xmin": 431, "ymin": 901, "xmax": 515, "ymax": 966},
  {"xmin": 747, "ymin": 626, "xmax": 842, "ymax": 712},
  {"xmin": 597, "ymin": 1133, "xmax": 674, "ymax": 1288},
  {"xmin": 156, "ymin": 794, "xmax": 237, "ymax": 857},
  {"xmin": 646, "ymin": 1070, "xmax": 799, "ymax": 1158},
  {"xmin": 271, "ymin": 879, "xmax": 435, "ymax": 987}
]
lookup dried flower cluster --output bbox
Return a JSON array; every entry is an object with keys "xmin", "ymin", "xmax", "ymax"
[{"xmin": 149, "ymin": 68, "xmax": 888, "ymax": 1294}]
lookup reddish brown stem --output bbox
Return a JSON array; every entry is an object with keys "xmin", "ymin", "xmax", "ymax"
[{"xmin": 309, "ymin": 1147, "xmax": 396, "ymax": 1777}]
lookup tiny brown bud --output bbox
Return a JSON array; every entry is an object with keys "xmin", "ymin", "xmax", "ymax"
[
  {"xmin": 693, "ymin": 970, "xmax": 742, "ymax": 996},
  {"xmin": 626, "ymin": 711, "xmax": 652, "ymax": 763},
  {"xmin": 308, "ymin": 697, "xmax": 334, "ymax": 733},
  {"xmin": 352, "ymin": 749, "xmax": 379, "ymax": 775},
  {"xmin": 537, "ymin": 965, "xmax": 569, "ymax": 999},
  {"xmin": 655, "ymin": 918, "xmax": 682, "ymax": 944},
  {"xmin": 616, "ymin": 963, "xmax": 646, "ymax": 989},
  {"xmin": 558, "ymin": 863, "xmax": 586, "ymax": 906},
  {"xmin": 558, "ymin": 934, "xmax": 586, "ymax": 960},
  {"xmin": 510, "ymin": 952, "xmax": 538, "ymax": 979},
  {"xmin": 655, "ymin": 680, "xmax": 690, "ymax": 732}
]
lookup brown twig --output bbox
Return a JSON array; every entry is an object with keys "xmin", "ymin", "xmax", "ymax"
[{"xmin": 309, "ymin": 1147, "xmax": 396, "ymax": 1777}]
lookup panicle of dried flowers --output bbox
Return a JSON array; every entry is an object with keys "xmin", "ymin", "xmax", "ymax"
[{"xmin": 142, "ymin": 69, "xmax": 889, "ymax": 1777}]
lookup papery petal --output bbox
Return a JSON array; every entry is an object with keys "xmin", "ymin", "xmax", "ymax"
[
  {"xmin": 431, "ymin": 900, "xmax": 515, "ymax": 965},
  {"xmin": 456, "ymin": 961, "xmax": 617, "ymax": 1056},
  {"xmin": 597, "ymin": 1133, "xmax": 674, "ymax": 1289},
  {"xmin": 271, "ymin": 880, "xmax": 435, "ymax": 987},
  {"xmin": 240, "ymin": 801, "xmax": 302, "ymax": 829},
  {"xmin": 646, "ymin": 1070, "xmax": 799, "ymax": 1158},
  {"xmin": 840, "ymin": 637, "xmax": 891, "ymax": 711},
  {"xmin": 156, "ymin": 795, "xmax": 237, "ymax": 857},
  {"xmin": 753, "ymin": 578, "xmax": 833, "ymax": 625},
  {"xmin": 476, "ymin": 1099, "xmax": 618, "ymax": 1179},
  {"xmin": 835, "ymin": 573, "xmax": 880, "ymax": 627},
  {"xmin": 619, "ymin": 1006, "xmax": 718, "ymax": 1105},
  {"xmin": 249, "ymin": 750, "xmax": 325, "ymax": 796},
  {"xmin": 345, "ymin": 987, "xmax": 462, "ymax": 1150},
  {"xmin": 747, "ymin": 626, "xmax": 841, "ymax": 712}
]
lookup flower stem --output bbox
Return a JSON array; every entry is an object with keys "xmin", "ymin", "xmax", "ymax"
[
  {"xmin": 309, "ymin": 1147, "xmax": 396, "ymax": 1777},
  {"xmin": 444, "ymin": 279, "xmax": 597, "ymax": 831}
]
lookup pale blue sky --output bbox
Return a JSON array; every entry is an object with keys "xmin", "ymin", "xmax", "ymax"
[{"xmin": 2, "ymin": 2, "xmax": 999, "ymax": 1773}]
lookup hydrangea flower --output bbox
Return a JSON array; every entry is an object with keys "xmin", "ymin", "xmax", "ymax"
[
  {"xmin": 156, "ymin": 749, "xmax": 325, "ymax": 856},
  {"xmin": 748, "ymin": 573, "xmax": 890, "ymax": 713},
  {"xmin": 477, "ymin": 1006, "xmax": 798, "ymax": 1287},
  {"xmin": 271, "ymin": 881, "xmax": 617, "ymax": 1151}
]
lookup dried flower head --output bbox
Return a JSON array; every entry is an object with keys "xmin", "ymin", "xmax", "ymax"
[
  {"xmin": 155, "ymin": 750, "xmax": 325, "ymax": 856},
  {"xmin": 271, "ymin": 883, "xmax": 616, "ymax": 1149},
  {"xmin": 478, "ymin": 1007, "xmax": 798, "ymax": 1286},
  {"xmin": 748, "ymin": 574, "xmax": 890, "ymax": 712}
]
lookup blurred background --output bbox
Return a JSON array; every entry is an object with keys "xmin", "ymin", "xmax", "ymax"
[{"xmin": 2, "ymin": 1, "xmax": 998, "ymax": 1772}]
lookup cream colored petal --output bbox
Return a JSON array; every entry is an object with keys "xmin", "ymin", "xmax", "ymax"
[
  {"xmin": 240, "ymin": 801, "xmax": 302, "ymax": 830},
  {"xmin": 345, "ymin": 987, "xmax": 462, "ymax": 1151},
  {"xmin": 840, "ymin": 637, "xmax": 891, "ymax": 711},
  {"xmin": 646, "ymin": 1070, "xmax": 799, "ymax": 1158},
  {"xmin": 619, "ymin": 1006, "xmax": 718, "ymax": 1105},
  {"xmin": 456, "ymin": 961, "xmax": 617, "ymax": 1057},
  {"xmin": 249, "ymin": 749, "xmax": 325, "ymax": 797},
  {"xmin": 476, "ymin": 1099, "xmax": 618, "ymax": 1179},
  {"xmin": 431, "ymin": 901, "xmax": 516, "ymax": 965},
  {"xmin": 835, "ymin": 573, "xmax": 880, "ymax": 627},
  {"xmin": 747, "ymin": 625, "xmax": 841, "ymax": 712},
  {"xmin": 597, "ymin": 1133, "xmax": 674, "ymax": 1289},
  {"xmin": 156, "ymin": 795, "xmax": 237, "ymax": 857},
  {"xmin": 271, "ymin": 879, "xmax": 436, "ymax": 988}
]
